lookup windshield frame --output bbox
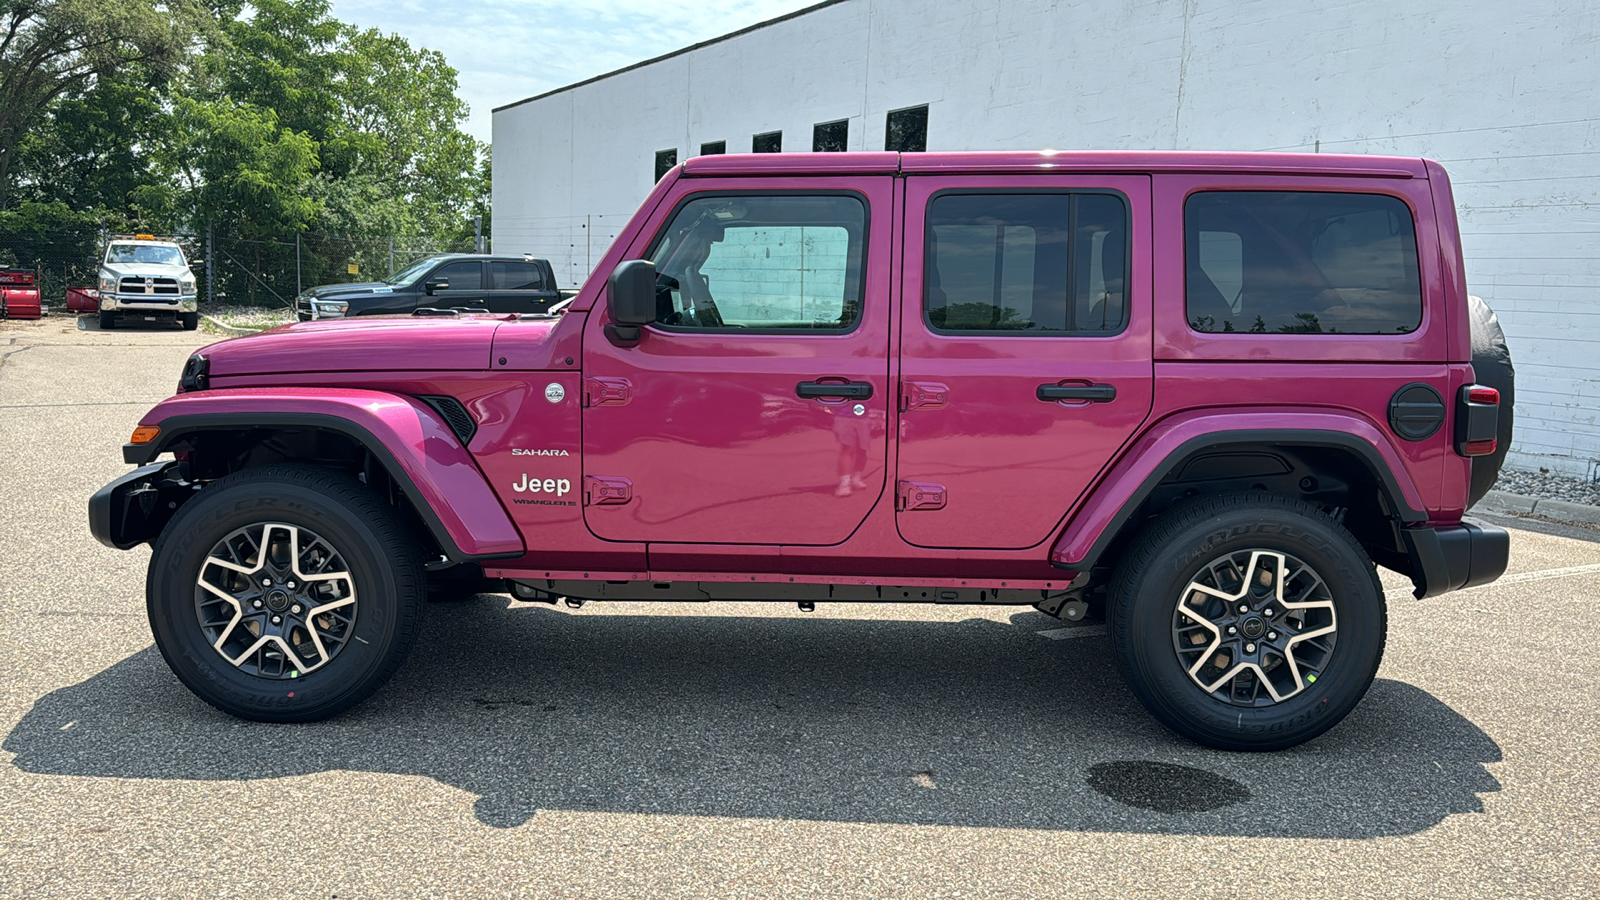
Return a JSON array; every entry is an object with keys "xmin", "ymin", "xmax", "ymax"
[{"xmin": 385, "ymin": 255, "xmax": 450, "ymax": 286}]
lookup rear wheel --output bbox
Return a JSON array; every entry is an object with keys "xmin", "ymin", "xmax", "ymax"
[
  {"xmin": 1109, "ymin": 493, "xmax": 1385, "ymax": 751},
  {"xmin": 146, "ymin": 465, "xmax": 425, "ymax": 721},
  {"xmin": 99, "ymin": 311, "xmax": 115, "ymax": 330}
]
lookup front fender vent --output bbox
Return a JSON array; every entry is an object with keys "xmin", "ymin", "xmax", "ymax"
[{"xmin": 418, "ymin": 395, "xmax": 476, "ymax": 445}]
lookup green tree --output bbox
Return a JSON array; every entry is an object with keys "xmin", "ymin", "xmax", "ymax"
[{"xmin": 0, "ymin": 0, "xmax": 208, "ymax": 205}]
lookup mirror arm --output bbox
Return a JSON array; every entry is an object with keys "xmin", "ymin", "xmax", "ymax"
[{"xmin": 604, "ymin": 323, "xmax": 641, "ymax": 347}]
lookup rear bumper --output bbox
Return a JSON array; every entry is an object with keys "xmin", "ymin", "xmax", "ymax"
[
  {"xmin": 1402, "ymin": 517, "xmax": 1510, "ymax": 599},
  {"xmin": 89, "ymin": 462, "xmax": 192, "ymax": 550}
]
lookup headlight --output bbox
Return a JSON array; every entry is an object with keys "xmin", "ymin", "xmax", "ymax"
[
  {"xmin": 99, "ymin": 274, "xmax": 117, "ymax": 292},
  {"xmin": 310, "ymin": 299, "xmax": 349, "ymax": 319},
  {"xmin": 179, "ymin": 275, "xmax": 197, "ymax": 295}
]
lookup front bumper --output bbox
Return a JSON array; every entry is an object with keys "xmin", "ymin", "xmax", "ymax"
[
  {"xmin": 1402, "ymin": 517, "xmax": 1511, "ymax": 599},
  {"xmin": 100, "ymin": 293, "xmax": 197, "ymax": 314},
  {"xmin": 89, "ymin": 462, "xmax": 195, "ymax": 550}
]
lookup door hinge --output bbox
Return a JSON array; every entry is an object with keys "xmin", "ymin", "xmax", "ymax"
[
  {"xmin": 896, "ymin": 480, "xmax": 947, "ymax": 511},
  {"xmin": 583, "ymin": 475, "xmax": 633, "ymax": 506},
  {"xmin": 900, "ymin": 381, "xmax": 949, "ymax": 412},
  {"xmin": 583, "ymin": 377, "xmax": 632, "ymax": 407}
]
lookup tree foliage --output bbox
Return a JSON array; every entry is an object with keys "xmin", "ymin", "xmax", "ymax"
[{"xmin": 1, "ymin": 0, "xmax": 487, "ymax": 261}]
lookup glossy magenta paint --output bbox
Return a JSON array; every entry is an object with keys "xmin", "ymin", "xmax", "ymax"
[{"xmin": 153, "ymin": 151, "xmax": 1481, "ymax": 588}]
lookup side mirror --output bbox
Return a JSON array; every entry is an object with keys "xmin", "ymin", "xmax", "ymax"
[
  {"xmin": 423, "ymin": 277, "xmax": 449, "ymax": 295},
  {"xmin": 605, "ymin": 259, "xmax": 656, "ymax": 346}
]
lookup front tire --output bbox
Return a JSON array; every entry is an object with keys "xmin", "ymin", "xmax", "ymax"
[
  {"xmin": 99, "ymin": 311, "xmax": 115, "ymax": 330},
  {"xmin": 1109, "ymin": 493, "xmax": 1386, "ymax": 751},
  {"xmin": 146, "ymin": 465, "xmax": 425, "ymax": 722},
  {"xmin": 181, "ymin": 312, "xmax": 199, "ymax": 331}
]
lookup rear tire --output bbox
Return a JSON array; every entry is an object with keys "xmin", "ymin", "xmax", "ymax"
[
  {"xmin": 181, "ymin": 312, "xmax": 199, "ymax": 331},
  {"xmin": 146, "ymin": 465, "xmax": 425, "ymax": 722},
  {"xmin": 1109, "ymin": 493, "xmax": 1385, "ymax": 751},
  {"xmin": 99, "ymin": 311, "xmax": 115, "ymax": 330}
]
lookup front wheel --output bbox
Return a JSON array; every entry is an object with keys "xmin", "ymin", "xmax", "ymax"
[
  {"xmin": 146, "ymin": 465, "xmax": 426, "ymax": 722},
  {"xmin": 99, "ymin": 311, "xmax": 115, "ymax": 330},
  {"xmin": 181, "ymin": 312, "xmax": 199, "ymax": 331},
  {"xmin": 1109, "ymin": 493, "xmax": 1385, "ymax": 751}
]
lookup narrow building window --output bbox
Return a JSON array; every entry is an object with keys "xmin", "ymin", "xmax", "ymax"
[
  {"xmin": 885, "ymin": 105, "xmax": 929, "ymax": 152},
  {"xmin": 813, "ymin": 119, "xmax": 849, "ymax": 152},
  {"xmin": 700, "ymin": 140, "xmax": 726, "ymax": 156},
  {"xmin": 752, "ymin": 131, "xmax": 783, "ymax": 153},
  {"xmin": 654, "ymin": 149, "xmax": 678, "ymax": 181}
]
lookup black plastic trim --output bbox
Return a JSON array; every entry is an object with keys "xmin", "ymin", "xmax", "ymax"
[
  {"xmin": 1455, "ymin": 383, "xmax": 1500, "ymax": 455},
  {"xmin": 1053, "ymin": 428, "xmax": 1429, "ymax": 572},
  {"xmin": 1401, "ymin": 517, "xmax": 1509, "ymax": 599},
  {"xmin": 121, "ymin": 412, "xmax": 521, "ymax": 563},
  {"xmin": 89, "ymin": 461, "xmax": 182, "ymax": 549},
  {"xmin": 1388, "ymin": 382, "xmax": 1445, "ymax": 441},
  {"xmin": 417, "ymin": 395, "xmax": 477, "ymax": 445}
]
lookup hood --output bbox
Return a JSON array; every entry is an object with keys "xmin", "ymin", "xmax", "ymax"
[
  {"xmin": 203, "ymin": 315, "xmax": 517, "ymax": 376},
  {"xmin": 304, "ymin": 281, "xmax": 397, "ymax": 300},
  {"xmin": 101, "ymin": 262, "xmax": 191, "ymax": 278}
]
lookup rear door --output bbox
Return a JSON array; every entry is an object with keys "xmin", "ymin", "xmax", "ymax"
[
  {"xmin": 488, "ymin": 260, "xmax": 560, "ymax": 313},
  {"xmin": 896, "ymin": 175, "xmax": 1154, "ymax": 549}
]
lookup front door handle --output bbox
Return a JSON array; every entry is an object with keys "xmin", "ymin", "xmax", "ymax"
[
  {"xmin": 797, "ymin": 381, "xmax": 873, "ymax": 400},
  {"xmin": 1037, "ymin": 383, "xmax": 1116, "ymax": 403}
]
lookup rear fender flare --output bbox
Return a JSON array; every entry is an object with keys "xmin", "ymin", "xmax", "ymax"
[
  {"xmin": 1051, "ymin": 410, "xmax": 1428, "ymax": 571},
  {"xmin": 123, "ymin": 389, "xmax": 524, "ymax": 562}
]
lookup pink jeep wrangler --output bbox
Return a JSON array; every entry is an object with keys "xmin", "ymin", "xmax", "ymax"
[{"xmin": 91, "ymin": 152, "xmax": 1512, "ymax": 750}]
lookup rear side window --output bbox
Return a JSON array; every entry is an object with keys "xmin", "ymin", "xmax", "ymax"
[
  {"xmin": 1185, "ymin": 191, "xmax": 1422, "ymax": 334},
  {"xmin": 925, "ymin": 192, "xmax": 1128, "ymax": 334},
  {"xmin": 647, "ymin": 194, "xmax": 866, "ymax": 331},
  {"xmin": 491, "ymin": 261, "xmax": 544, "ymax": 290}
]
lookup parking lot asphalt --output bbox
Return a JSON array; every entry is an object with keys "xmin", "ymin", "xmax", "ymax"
[{"xmin": 1, "ymin": 315, "xmax": 1597, "ymax": 898}]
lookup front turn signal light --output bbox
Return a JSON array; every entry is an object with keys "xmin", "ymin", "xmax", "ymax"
[{"xmin": 129, "ymin": 425, "xmax": 160, "ymax": 444}]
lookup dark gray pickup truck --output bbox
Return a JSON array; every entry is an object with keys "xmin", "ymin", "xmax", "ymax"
[{"xmin": 294, "ymin": 254, "xmax": 568, "ymax": 321}]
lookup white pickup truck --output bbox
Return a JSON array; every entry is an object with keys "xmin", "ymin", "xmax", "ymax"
[{"xmin": 97, "ymin": 235, "xmax": 199, "ymax": 330}]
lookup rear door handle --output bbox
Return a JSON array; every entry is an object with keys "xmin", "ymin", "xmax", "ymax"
[
  {"xmin": 1037, "ymin": 383, "xmax": 1116, "ymax": 403},
  {"xmin": 797, "ymin": 381, "xmax": 873, "ymax": 400}
]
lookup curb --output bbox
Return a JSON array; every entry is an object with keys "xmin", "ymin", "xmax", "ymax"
[
  {"xmin": 1473, "ymin": 489, "xmax": 1600, "ymax": 526},
  {"xmin": 201, "ymin": 315, "xmax": 258, "ymax": 335}
]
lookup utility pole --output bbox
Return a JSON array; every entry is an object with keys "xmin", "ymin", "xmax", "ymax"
[
  {"xmin": 388, "ymin": 236, "xmax": 394, "ymax": 276},
  {"xmin": 295, "ymin": 232, "xmax": 302, "ymax": 294},
  {"xmin": 474, "ymin": 216, "xmax": 484, "ymax": 254}
]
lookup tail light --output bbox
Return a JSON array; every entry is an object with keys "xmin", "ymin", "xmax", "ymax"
[{"xmin": 1456, "ymin": 384, "xmax": 1500, "ymax": 457}]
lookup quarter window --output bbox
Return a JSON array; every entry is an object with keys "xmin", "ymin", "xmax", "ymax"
[
  {"xmin": 1184, "ymin": 191, "xmax": 1422, "ymax": 334},
  {"xmin": 647, "ymin": 194, "xmax": 866, "ymax": 331},
  {"xmin": 924, "ymin": 193, "xmax": 1128, "ymax": 334}
]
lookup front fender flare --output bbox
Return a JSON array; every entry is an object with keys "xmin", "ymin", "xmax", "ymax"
[
  {"xmin": 1051, "ymin": 410, "xmax": 1429, "ymax": 572},
  {"xmin": 122, "ymin": 388, "xmax": 525, "ymax": 562}
]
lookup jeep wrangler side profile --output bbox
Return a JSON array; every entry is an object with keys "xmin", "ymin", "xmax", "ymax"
[{"xmin": 91, "ymin": 152, "xmax": 1511, "ymax": 750}]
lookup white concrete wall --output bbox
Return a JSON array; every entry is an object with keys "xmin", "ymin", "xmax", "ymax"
[{"xmin": 493, "ymin": 0, "xmax": 1600, "ymax": 475}]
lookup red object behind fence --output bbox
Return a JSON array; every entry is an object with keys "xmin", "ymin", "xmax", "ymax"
[{"xmin": 0, "ymin": 269, "xmax": 41, "ymax": 319}]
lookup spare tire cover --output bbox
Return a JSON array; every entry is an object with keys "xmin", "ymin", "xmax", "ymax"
[{"xmin": 1468, "ymin": 295, "xmax": 1515, "ymax": 506}]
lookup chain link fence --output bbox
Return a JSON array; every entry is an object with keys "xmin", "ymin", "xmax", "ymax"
[{"xmin": 0, "ymin": 228, "xmax": 478, "ymax": 312}]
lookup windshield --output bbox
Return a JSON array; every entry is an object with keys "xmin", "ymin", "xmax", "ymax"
[
  {"xmin": 386, "ymin": 256, "xmax": 447, "ymax": 285},
  {"xmin": 105, "ymin": 244, "xmax": 185, "ymax": 266}
]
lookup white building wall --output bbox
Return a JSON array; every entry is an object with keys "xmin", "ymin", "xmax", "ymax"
[{"xmin": 493, "ymin": 0, "xmax": 1600, "ymax": 476}]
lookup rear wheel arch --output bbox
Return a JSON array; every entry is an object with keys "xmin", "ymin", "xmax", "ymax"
[{"xmin": 1063, "ymin": 430, "xmax": 1426, "ymax": 585}]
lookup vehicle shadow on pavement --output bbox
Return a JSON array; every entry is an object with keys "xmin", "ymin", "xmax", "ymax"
[{"xmin": 4, "ymin": 600, "xmax": 1500, "ymax": 836}]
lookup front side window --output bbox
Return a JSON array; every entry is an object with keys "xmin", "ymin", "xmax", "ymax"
[
  {"xmin": 1185, "ymin": 191, "xmax": 1422, "ymax": 334},
  {"xmin": 925, "ymin": 192, "xmax": 1128, "ymax": 334},
  {"xmin": 433, "ymin": 261, "xmax": 482, "ymax": 291},
  {"xmin": 647, "ymin": 194, "xmax": 866, "ymax": 331},
  {"xmin": 491, "ymin": 261, "xmax": 544, "ymax": 290}
]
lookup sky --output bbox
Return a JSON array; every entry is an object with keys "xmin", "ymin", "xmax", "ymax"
[{"xmin": 327, "ymin": 0, "xmax": 826, "ymax": 144}]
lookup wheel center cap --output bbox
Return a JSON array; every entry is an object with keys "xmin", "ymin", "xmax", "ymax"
[
  {"xmin": 1240, "ymin": 616, "xmax": 1266, "ymax": 639},
  {"xmin": 264, "ymin": 588, "xmax": 292, "ymax": 613}
]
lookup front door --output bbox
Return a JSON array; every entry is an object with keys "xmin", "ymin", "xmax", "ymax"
[
  {"xmin": 896, "ymin": 176, "xmax": 1154, "ymax": 549},
  {"xmin": 427, "ymin": 260, "xmax": 487, "ymax": 311},
  {"xmin": 582, "ymin": 179, "xmax": 893, "ymax": 545}
]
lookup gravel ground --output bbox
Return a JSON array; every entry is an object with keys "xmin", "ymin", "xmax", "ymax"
[{"xmin": 1495, "ymin": 467, "xmax": 1600, "ymax": 507}]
